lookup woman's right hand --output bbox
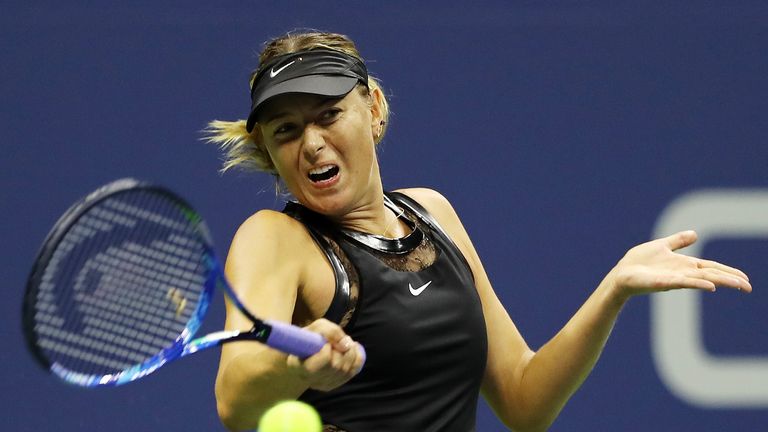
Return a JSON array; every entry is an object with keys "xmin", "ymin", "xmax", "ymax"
[{"xmin": 286, "ymin": 318, "xmax": 365, "ymax": 391}]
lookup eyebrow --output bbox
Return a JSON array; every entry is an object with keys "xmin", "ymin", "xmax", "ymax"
[
  {"xmin": 262, "ymin": 111, "xmax": 289, "ymax": 125},
  {"xmin": 261, "ymin": 96, "xmax": 341, "ymax": 125}
]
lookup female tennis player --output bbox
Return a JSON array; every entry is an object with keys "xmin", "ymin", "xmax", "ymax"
[{"xmin": 206, "ymin": 31, "xmax": 751, "ymax": 432}]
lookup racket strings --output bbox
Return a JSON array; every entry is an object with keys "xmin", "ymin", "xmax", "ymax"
[
  {"xmin": 32, "ymin": 189, "xmax": 208, "ymax": 378},
  {"xmin": 54, "ymin": 210, "xmax": 161, "ymax": 366},
  {"xmin": 35, "ymin": 218, "xmax": 121, "ymax": 363}
]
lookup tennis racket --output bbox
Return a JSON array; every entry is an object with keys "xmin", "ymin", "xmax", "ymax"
[{"xmin": 23, "ymin": 178, "xmax": 362, "ymax": 387}]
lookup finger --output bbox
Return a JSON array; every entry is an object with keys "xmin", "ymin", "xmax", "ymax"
[
  {"xmin": 307, "ymin": 319, "xmax": 350, "ymax": 351},
  {"xmin": 290, "ymin": 342, "xmax": 333, "ymax": 373},
  {"xmin": 664, "ymin": 230, "xmax": 698, "ymax": 251},
  {"xmin": 334, "ymin": 342, "xmax": 364, "ymax": 375},
  {"xmin": 332, "ymin": 335, "xmax": 354, "ymax": 353},
  {"xmin": 696, "ymin": 268, "xmax": 752, "ymax": 293},
  {"xmin": 696, "ymin": 258, "xmax": 750, "ymax": 281},
  {"xmin": 326, "ymin": 351, "xmax": 354, "ymax": 380},
  {"xmin": 665, "ymin": 274, "xmax": 716, "ymax": 292}
]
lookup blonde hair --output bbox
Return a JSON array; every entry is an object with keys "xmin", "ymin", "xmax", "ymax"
[{"xmin": 204, "ymin": 31, "xmax": 390, "ymax": 175}]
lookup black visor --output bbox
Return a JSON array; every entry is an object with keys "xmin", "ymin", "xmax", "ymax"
[{"xmin": 246, "ymin": 49, "xmax": 369, "ymax": 132}]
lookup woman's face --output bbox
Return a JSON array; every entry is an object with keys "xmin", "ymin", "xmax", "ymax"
[{"xmin": 257, "ymin": 87, "xmax": 384, "ymax": 218}]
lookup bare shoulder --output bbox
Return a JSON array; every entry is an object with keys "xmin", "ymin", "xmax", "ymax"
[
  {"xmin": 394, "ymin": 187, "xmax": 462, "ymax": 226},
  {"xmin": 232, "ymin": 210, "xmax": 305, "ymax": 248},
  {"xmin": 226, "ymin": 209, "xmax": 316, "ymax": 281},
  {"xmin": 232, "ymin": 208, "xmax": 307, "ymax": 245}
]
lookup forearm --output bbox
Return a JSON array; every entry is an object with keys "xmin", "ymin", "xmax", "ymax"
[
  {"xmin": 216, "ymin": 349, "xmax": 308, "ymax": 431},
  {"xmin": 516, "ymin": 275, "xmax": 626, "ymax": 430}
]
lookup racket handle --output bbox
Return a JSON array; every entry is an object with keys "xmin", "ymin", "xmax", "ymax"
[{"xmin": 264, "ymin": 320, "xmax": 367, "ymax": 366}]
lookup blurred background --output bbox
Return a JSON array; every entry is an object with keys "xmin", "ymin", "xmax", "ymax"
[{"xmin": 2, "ymin": 1, "xmax": 766, "ymax": 430}]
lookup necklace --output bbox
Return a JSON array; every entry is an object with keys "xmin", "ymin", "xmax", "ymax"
[
  {"xmin": 339, "ymin": 194, "xmax": 423, "ymax": 254},
  {"xmin": 381, "ymin": 203, "xmax": 406, "ymax": 238}
]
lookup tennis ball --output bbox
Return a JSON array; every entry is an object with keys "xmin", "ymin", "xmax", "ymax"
[{"xmin": 258, "ymin": 400, "xmax": 322, "ymax": 432}]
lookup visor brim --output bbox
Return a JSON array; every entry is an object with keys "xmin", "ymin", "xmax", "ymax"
[{"xmin": 246, "ymin": 75, "xmax": 359, "ymax": 132}]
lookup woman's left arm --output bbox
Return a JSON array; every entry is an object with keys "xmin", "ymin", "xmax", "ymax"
[{"xmin": 402, "ymin": 188, "xmax": 751, "ymax": 432}]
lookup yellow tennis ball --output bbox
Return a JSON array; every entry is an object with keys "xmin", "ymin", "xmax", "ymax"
[{"xmin": 258, "ymin": 400, "xmax": 322, "ymax": 432}]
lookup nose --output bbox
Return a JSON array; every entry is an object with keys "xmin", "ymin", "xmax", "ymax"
[{"xmin": 301, "ymin": 124, "xmax": 326, "ymax": 160}]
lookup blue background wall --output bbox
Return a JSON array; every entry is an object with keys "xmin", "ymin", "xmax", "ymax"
[{"xmin": 2, "ymin": 1, "xmax": 766, "ymax": 430}]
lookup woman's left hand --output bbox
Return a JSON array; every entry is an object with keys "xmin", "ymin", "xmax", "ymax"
[{"xmin": 606, "ymin": 230, "xmax": 752, "ymax": 302}]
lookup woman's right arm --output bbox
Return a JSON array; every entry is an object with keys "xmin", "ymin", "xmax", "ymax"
[{"xmin": 214, "ymin": 210, "xmax": 363, "ymax": 431}]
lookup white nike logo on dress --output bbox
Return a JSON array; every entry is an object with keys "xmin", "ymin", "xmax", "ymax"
[
  {"xmin": 270, "ymin": 60, "xmax": 296, "ymax": 78},
  {"xmin": 409, "ymin": 281, "xmax": 432, "ymax": 296}
]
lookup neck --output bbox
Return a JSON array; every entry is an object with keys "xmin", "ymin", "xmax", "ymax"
[{"xmin": 332, "ymin": 193, "xmax": 407, "ymax": 238}]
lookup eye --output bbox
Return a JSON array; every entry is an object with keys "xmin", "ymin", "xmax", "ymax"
[
  {"xmin": 273, "ymin": 123, "xmax": 297, "ymax": 137},
  {"xmin": 270, "ymin": 122, "xmax": 302, "ymax": 144},
  {"xmin": 318, "ymin": 108, "xmax": 342, "ymax": 124}
]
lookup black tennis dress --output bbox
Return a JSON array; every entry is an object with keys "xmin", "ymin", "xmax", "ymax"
[{"xmin": 284, "ymin": 192, "xmax": 488, "ymax": 432}]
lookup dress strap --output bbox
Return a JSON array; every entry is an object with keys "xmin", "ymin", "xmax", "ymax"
[{"xmin": 282, "ymin": 202, "xmax": 353, "ymax": 325}]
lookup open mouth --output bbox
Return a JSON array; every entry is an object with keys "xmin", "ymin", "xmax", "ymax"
[{"xmin": 308, "ymin": 164, "xmax": 340, "ymax": 183}]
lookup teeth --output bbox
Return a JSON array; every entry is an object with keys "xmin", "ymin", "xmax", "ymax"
[{"xmin": 309, "ymin": 165, "xmax": 335, "ymax": 175}]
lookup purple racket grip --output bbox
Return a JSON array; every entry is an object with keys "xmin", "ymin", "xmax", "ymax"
[
  {"xmin": 264, "ymin": 320, "xmax": 367, "ymax": 367},
  {"xmin": 264, "ymin": 320, "xmax": 324, "ymax": 358}
]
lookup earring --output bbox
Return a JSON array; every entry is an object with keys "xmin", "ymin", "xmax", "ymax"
[{"xmin": 376, "ymin": 120, "xmax": 385, "ymax": 138}]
